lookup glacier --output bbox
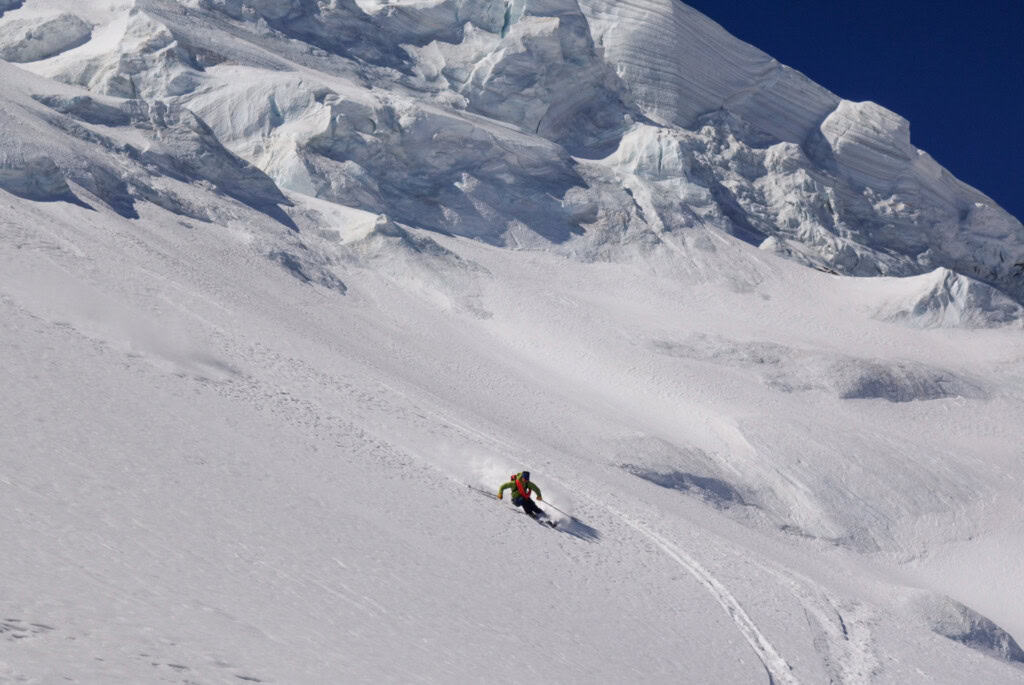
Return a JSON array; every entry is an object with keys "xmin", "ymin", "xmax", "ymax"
[{"xmin": 1, "ymin": 0, "xmax": 1023, "ymax": 682}]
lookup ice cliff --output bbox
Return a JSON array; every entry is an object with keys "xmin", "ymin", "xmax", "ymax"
[{"xmin": 2, "ymin": 0, "xmax": 1022, "ymax": 309}]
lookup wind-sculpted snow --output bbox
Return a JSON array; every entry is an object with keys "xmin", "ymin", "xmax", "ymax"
[
  {"xmin": 828, "ymin": 358, "xmax": 986, "ymax": 402},
  {"xmin": 621, "ymin": 463, "xmax": 748, "ymax": 509},
  {"xmin": 650, "ymin": 334, "xmax": 987, "ymax": 403},
  {"xmin": 910, "ymin": 593, "xmax": 1024, "ymax": 664},
  {"xmin": 813, "ymin": 100, "xmax": 915, "ymax": 191},
  {"xmin": 269, "ymin": 249, "xmax": 347, "ymax": 294},
  {"xmin": 579, "ymin": 0, "xmax": 840, "ymax": 143}
]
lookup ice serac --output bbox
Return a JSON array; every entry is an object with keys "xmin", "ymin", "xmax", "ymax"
[
  {"xmin": 394, "ymin": 0, "xmax": 633, "ymax": 154},
  {"xmin": 814, "ymin": 100, "xmax": 915, "ymax": 191},
  {"xmin": 0, "ymin": 12, "xmax": 91, "ymax": 62},
  {"xmin": 131, "ymin": 101, "xmax": 294, "ymax": 219},
  {"xmin": 572, "ymin": 0, "xmax": 1024, "ymax": 303},
  {"xmin": 1, "ymin": 0, "xmax": 1021, "ymax": 301},
  {"xmin": 871, "ymin": 268, "xmax": 1023, "ymax": 329},
  {"xmin": 298, "ymin": 91, "xmax": 582, "ymax": 243},
  {"xmin": 39, "ymin": 10, "xmax": 206, "ymax": 98},
  {"xmin": 186, "ymin": 68, "xmax": 583, "ymax": 244},
  {"xmin": 0, "ymin": 148, "xmax": 72, "ymax": 201},
  {"xmin": 0, "ymin": 83, "xmax": 76, "ymax": 202}
]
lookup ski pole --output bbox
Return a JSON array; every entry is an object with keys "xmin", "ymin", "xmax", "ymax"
[
  {"xmin": 467, "ymin": 484, "xmax": 498, "ymax": 499},
  {"xmin": 540, "ymin": 500, "xmax": 569, "ymax": 516}
]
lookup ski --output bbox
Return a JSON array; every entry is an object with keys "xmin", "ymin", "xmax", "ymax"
[{"xmin": 469, "ymin": 484, "xmax": 560, "ymax": 529}]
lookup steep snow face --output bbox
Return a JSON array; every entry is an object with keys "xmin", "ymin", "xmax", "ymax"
[
  {"xmin": 5, "ymin": 1, "xmax": 1024, "ymax": 682},
  {"xmin": 5, "ymin": 178, "xmax": 1024, "ymax": 682},
  {"xmin": 579, "ymin": 0, "xmax": 840, "ymax": 143}
]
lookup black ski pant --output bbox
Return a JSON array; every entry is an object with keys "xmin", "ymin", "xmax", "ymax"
[{"xmin": 513, "ymin": 496, "xmax": 543, "ymax": 519}]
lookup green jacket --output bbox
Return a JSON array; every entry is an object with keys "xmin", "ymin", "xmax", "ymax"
[{"xmin": 498, "ymin": 474, "xmax": 541, "ymax": 501}]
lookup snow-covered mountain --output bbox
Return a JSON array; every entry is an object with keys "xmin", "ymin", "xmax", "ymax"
[{"xmin": 2, "ymin": 1, "xmax": 1023, "ymax": 682}]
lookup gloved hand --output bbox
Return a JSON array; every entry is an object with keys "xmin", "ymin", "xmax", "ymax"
[
  {"xmin": 537, "ymin": 495, "xmax": 543, "ymax": 501},
  {"xmin": 497, "ymin": 492, "xmax": 502, "ymax": 499}
]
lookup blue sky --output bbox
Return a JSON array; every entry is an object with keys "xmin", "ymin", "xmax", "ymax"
[{"xmin": 681, "ymin": 1, "xmax": 1023, "ymax": 221}]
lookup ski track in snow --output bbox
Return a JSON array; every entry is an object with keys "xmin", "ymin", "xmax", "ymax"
[
  {"xmin": 606, "ymin": 505, "xmax": 800, "ymax": 685},
  {"xmin": 757, "ymin": 563, "xmax": 881, "ymax": 683}
]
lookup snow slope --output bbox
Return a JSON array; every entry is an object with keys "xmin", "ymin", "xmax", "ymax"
[{"xmin": 2, "ymin": 1, "xmax": 1024, "ymax": 683}]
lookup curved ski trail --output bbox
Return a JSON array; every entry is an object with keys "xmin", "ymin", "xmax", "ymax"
[
  {"xmin": 609, "ymin": 507, "xmax": 800, "ymax": 685},
  {"xmin": 759, "ymin": 564, "xmax": 880, "ymax": 684}
]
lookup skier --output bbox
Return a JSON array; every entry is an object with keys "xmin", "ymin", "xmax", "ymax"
[{"xmin": 497, "ymin": 471, "xmax": 547, "ymax": 521}]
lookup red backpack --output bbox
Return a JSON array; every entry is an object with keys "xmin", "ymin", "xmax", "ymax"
[{"xmin": 512, "ymin": 473, "xmax": 531, "ymax": 500}]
